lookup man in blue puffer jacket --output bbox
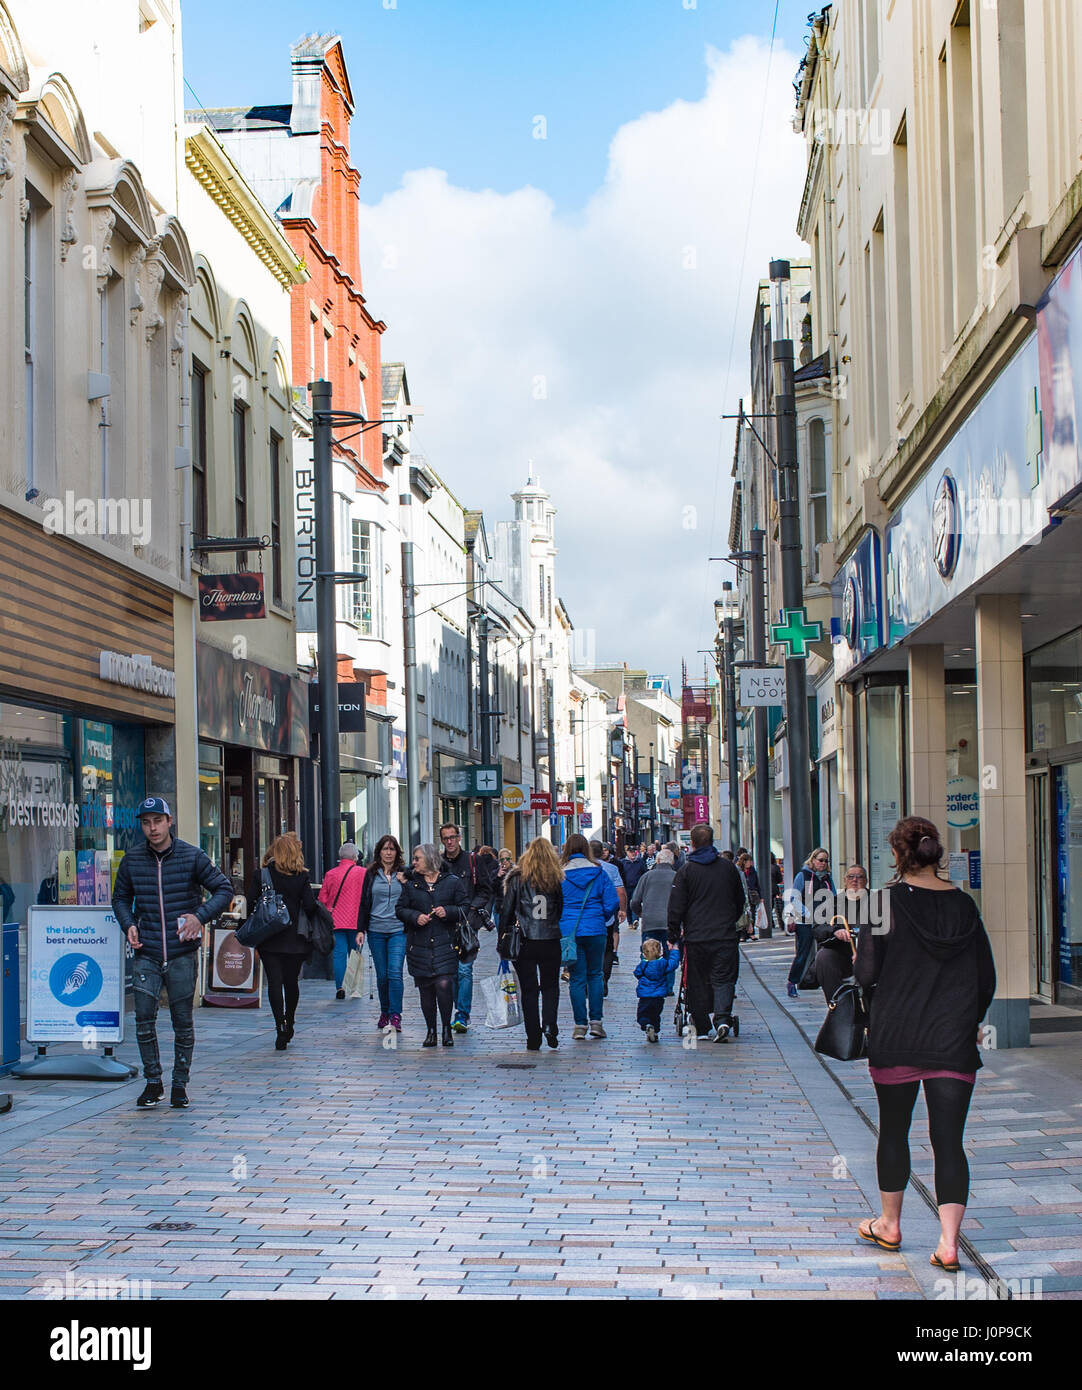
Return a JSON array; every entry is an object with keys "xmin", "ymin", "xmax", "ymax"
[
  {"xmin": 112, "ymin": 797, "xmax": 232, "ymax": 1110},
  {"xmin": 559, "ymin": 835, "xmax": 620, "ymax": 1040}
]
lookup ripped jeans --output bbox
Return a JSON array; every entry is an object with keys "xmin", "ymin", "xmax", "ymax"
[{"xmin": 132, "ymin": 950, "xmax": 198, "ymax": 1085}]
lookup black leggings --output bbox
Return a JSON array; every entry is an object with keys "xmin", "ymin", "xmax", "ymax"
[
  {"xmin": 874, "ymin": 1077, "xmax": 974, "ymax": 1207},
  {"xmin": 261, "ymin": 951, "xmax": 304, "ymax": 1030},
  {"xmin": 417, "ymin": 974, "xmax": 455, "ymax": 1030}
]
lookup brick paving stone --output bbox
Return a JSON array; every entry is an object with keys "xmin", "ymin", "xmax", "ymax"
[{"xmin": 1, "ymin": 936, "xmax": 1036, "ymax": 1301}]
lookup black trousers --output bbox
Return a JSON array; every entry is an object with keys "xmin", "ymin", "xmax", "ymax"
[
  {"xmin": 603, "ymin": 924, "xmax": 616, "ymax": 983},
  {"xmin": 874, "ymin": 1078, "xmax": 974, "ymax": 1207},
  {"xmin": 417, "ymin": 974, "xmax": 455, "ymax": 1030},
  {"xmin": 816, "ymin": 943, "xmax": 854, "ymax": 1004},
  {"xmin": 513, "ymin": 938, "xmax": 561, "ymax": 1043},
  {"xmin": 684, "ymin": 938, "xmax": 739, "ymax": 1033},
  {"xmin": 261, "ymin": 951, "xmax": 305, "ymax": 1030}
]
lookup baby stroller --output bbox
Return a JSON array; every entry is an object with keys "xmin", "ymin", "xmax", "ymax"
[{"xmin": 672, "ymin": 945, "xmax": 740, "ymax": 1039}]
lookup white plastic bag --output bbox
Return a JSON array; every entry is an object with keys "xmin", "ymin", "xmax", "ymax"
[
  {"xmin": 342, "ymin": 948, "xmax": 364, "ymax": 999},
  {"xmin": 482, "ymin": 960, "xmax": 523, "ymax": 1029},
  {"xmin": 755, "ymin": 902, "xmax": 770, "ymax": 938}
]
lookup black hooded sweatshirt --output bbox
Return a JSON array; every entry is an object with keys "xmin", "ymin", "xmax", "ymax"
[{"xmin": 855, "ymin": 882, "xmax": 996, "ymax": 1073}]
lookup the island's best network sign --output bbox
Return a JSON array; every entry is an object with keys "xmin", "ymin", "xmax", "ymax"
[{"xmin": 26, "ymin": 906, "xmax": 126, "ymax": 1043}]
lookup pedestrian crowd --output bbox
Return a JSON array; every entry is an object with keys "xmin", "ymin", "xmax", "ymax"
[{"xmin": 113, "ymin": 796, "xmax": 993, "ymax": 1275}]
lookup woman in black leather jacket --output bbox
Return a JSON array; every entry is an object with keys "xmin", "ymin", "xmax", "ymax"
[
  {"xmin": 396, "ymin": 843, "xmax": 469, "ymax": 1047},
  {"xmin": 498, "ymin": 839, "xmax": 564, "ymax": 1051}
]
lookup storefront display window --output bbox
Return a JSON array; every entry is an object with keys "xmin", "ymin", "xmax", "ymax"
[
  {"xmin": 861, "ymin": 684, "xmax": 904, "ymax": 889},
  {"xmin": 1028, "ymin": 629, "xmax": 1082, "ymax": 751},
  {"xmin": 0, "ymin": 702, "xmax": 146, "ymax": 925},
  {"xmin": 1055, "ymin": 763, "xmax": 1082, "ymax": 992},
  {"xmin": 945, "ymin": 683, "xmax": 981, "ymax": 912},
  {"xmin": 199, "ymin": 743, "xmax": 223, "ymax": 870}
]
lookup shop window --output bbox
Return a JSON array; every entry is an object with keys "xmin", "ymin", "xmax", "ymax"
[
  {"xmin": 862, "ymin": 684, "xmax": 904, "ymax": 888},
  {"xmin": 0, "ymin": 707, "xmax": 145, "ymax": 926},
  {"xmin": 945, "ymin": 683, "xmax": 981, "ymax": 910},
  {"xmin": 1028, "ymin": 629, "xmax": 1082, "ymax": 750}
]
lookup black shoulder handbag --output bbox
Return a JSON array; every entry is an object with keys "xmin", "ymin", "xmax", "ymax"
[
  {"xmin": 813, "ymin": 930, "xmax": 868, "ymax": 1061},
  {"xmin": 235, "ymin": 867, "xmax": 291, "ymax": 948}
]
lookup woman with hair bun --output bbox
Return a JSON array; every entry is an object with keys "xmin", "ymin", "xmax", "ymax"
[{"xmin": 854, "ymin": 816, "xmax": 996, "ymax": 1274}]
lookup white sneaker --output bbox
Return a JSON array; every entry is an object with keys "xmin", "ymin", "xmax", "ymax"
[
  {"xmin": 645, "ymin": 1025, "xmax": 658, "ymax": 1043},
  {"xmin": 589, "ymin": 1020, "xmax": 606, "ymax": 1039},
  {"xmin": 572, "ymin": 1024, "xmax": 587, "ymax": 1040},
  {"xmin": 713, "ymin": 1023, "xmax": 730, "ymax": 1043}
]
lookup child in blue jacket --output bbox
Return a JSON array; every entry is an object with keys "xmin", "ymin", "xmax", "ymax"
[{"xmin": 635, "ymin": 938, "xmax": 681, "ymax": 1043}]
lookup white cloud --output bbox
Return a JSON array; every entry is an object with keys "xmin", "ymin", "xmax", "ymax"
[{"xmin": 357, "ymin": 35, "xmax": 805, "ymax": 679}]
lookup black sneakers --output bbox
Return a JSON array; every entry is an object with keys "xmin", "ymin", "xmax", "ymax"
[
  {"xmin": 170, "ymin": 1085, "xmax": 189, "ymax": 1108},
  {"xmin": 136, "ymin": 1082, "xmax": 164, "ymax": 1108}
]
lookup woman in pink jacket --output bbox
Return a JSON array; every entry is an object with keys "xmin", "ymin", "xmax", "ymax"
[{"xmin": 318, "ymin": 842, "xmax": 366, "ymax": 998}]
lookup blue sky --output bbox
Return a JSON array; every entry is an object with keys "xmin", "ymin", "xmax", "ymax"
[
  {"xmin": 183, "ymin": 0, "xmax": 810, "ymax": 213},
  {"xmin": 182, "ymin": 0, "xmax": 812, "ymax": 681}
]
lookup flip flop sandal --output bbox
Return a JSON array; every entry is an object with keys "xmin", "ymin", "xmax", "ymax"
[
  {"xmin": 857, "ymin": 1218, "xmax": 901, "ymax": 1251},
  {"xmin": 930, "ymin": 1252, "xmax": 961, "ymax": 1272}
]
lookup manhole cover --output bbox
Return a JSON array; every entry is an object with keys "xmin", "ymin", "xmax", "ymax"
[
  {"xmin": 146, "ymin": 1221, "xmax": 194, "ymax": 1232},
  {"xmin": 497, "ymin": 1063, "xmax": 536, "ymax": 1070}
]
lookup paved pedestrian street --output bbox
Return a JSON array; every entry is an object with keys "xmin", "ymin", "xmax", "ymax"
[{"xmin": 0, "ymin": 935, "xmax": 959, "ymax": 1302}]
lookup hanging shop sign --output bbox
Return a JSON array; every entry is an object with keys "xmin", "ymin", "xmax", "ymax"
[
  {"xmin": 438, "ymin": 763, "xmax": 503, "ymax": 798},
  {"xmin": 682, "ymin": 793, "xmax": 708, "ymax": 828},
  {"xmin": 196, "ymin": 642, "xmax": 310, "ymax": 758},
  {"xmin": 502, "ymin": 784, "xmax": 526, "ymax": 812},
  {"xmin": 309, "ymin": 681, "xmax": 367, "ymax": 734},
  {"xmin": 738, "ymin": 668, "xmax": 786, "ymax": 707},
  {"xmin": 771, "ymin": 608, "xmax": 823, "ymax": 659},
  {"xmin": 530, "ymin": 790, "xmax": 551, "ymax": 813},
  {"xmin": 197, "ymin": 572, "xmax": 267, "ymax": 622},
  {"xmin": 816, "ymin": 680, "xmax": 838, "ymax": 761},
  {"xmin": 25, "ymin": 905, "xmax": 126, "ymax": 1044},
  {"xmin": 666, "ymin": 780, "xmax": 681, "ymax": 802}
]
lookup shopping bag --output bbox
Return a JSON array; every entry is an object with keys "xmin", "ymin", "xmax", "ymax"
[
  {"xmin": 755, "ymin": 902, "xmax": 771, "ymax": 938},
  {"xmin": 342, "ymin": 948, "xmax": 364, "ymax": 999},
  {"xmin": 481, "ymin": 959, "xmax": 523, "ymax": 1029}
]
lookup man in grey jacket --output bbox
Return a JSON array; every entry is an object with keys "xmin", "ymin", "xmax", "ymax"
[{"xmin": 631, "ymin": 848, "xmax": 679, "ymax": 995}]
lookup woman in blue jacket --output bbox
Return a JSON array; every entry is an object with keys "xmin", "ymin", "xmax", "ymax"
[{"xmin": 559, "ymin": 835, "xmax": 620, "ymax": 1040}]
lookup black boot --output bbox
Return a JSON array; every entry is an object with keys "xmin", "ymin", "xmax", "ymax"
[
  {"xmin": 441, "ymin": 1024, "xmax": 454, "ymax": 1047},
  {"xmin": 423, "ymin": 1028, "xmax": 437, "ymax": 1047},
  {"xmin": 283, "ymin": 1014, "xmax": 295, "ymax": 1043},
  {"xmin": 275, "ymin": 1026, "xmax": 288, "ymax": 1051}
]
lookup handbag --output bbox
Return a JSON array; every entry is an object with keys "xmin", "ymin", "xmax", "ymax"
[
  {"xmin": 814, "ymin": 979, "xmax": 868, "ymax": 1060},
  {"xmin": 299, "ymin": 901, "xmax": 335, "ymax": 956},
  {"xmin": 235, "ymin": 867, "xmax": 291, "ymax": 948},
  {"xmin": 559, "ymin": 873, "xmax": 597, "ymax": 965}
]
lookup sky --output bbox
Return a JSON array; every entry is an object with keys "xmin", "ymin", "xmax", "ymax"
[{"xmin": 182, "ymin": 0, "xmax": 812, "ymax": 685}]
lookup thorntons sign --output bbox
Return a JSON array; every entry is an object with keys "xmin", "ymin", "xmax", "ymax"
[
  {"xmin": 197, "ymin": 573, "xmax": 266, "ymax": 621},
  {"xmin": 99, "ymin": 651, "xmax": 176, "ymax": 699}
]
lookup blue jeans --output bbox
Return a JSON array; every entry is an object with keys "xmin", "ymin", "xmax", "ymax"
[
  {"xmin": 367, "ymin": 931, "xmax": 406, "ymax": 1016},
  {"xmin": 132, "ymin": 951, "xmax": 198, "ymax": 1085},
  {"xmin": 333, "ymin": 930, "xmax": 358, "ymax": 989},
  {"xmin": 569, "ymin": 934, "xmax": 606, "ymax": 1024},
  {"xmin": 455, "ymin": 956, "xmax": 474, "ymax": 1021}
]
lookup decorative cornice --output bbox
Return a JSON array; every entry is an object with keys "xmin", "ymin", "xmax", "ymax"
[{"xmin": 185, "ymin": 126, "xmax": 309, "ymax": 291}]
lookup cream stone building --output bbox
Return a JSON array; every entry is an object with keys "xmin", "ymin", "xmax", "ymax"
[
  {"xmin": 0, "ymin": 0, "xmax": 198, "ymax": 940},
  {"xmin": 795, "ymin": 0, "xmax": 1082, "ymax": 1039}
]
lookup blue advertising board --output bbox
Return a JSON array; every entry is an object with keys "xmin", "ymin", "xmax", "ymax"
[{"xmin": 833, "ymin": 527, "xmax": 884, "ymax": 679}]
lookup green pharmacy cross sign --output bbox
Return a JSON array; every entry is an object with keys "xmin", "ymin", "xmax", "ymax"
[{"xmin": 771, "ymin": 608, "xmax": 823, "ymax": 659}]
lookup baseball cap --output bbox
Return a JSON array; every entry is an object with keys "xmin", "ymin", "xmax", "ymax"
[{"xmin": 138, "ymin": 796, "xmax": 172, "ymax": 818}]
